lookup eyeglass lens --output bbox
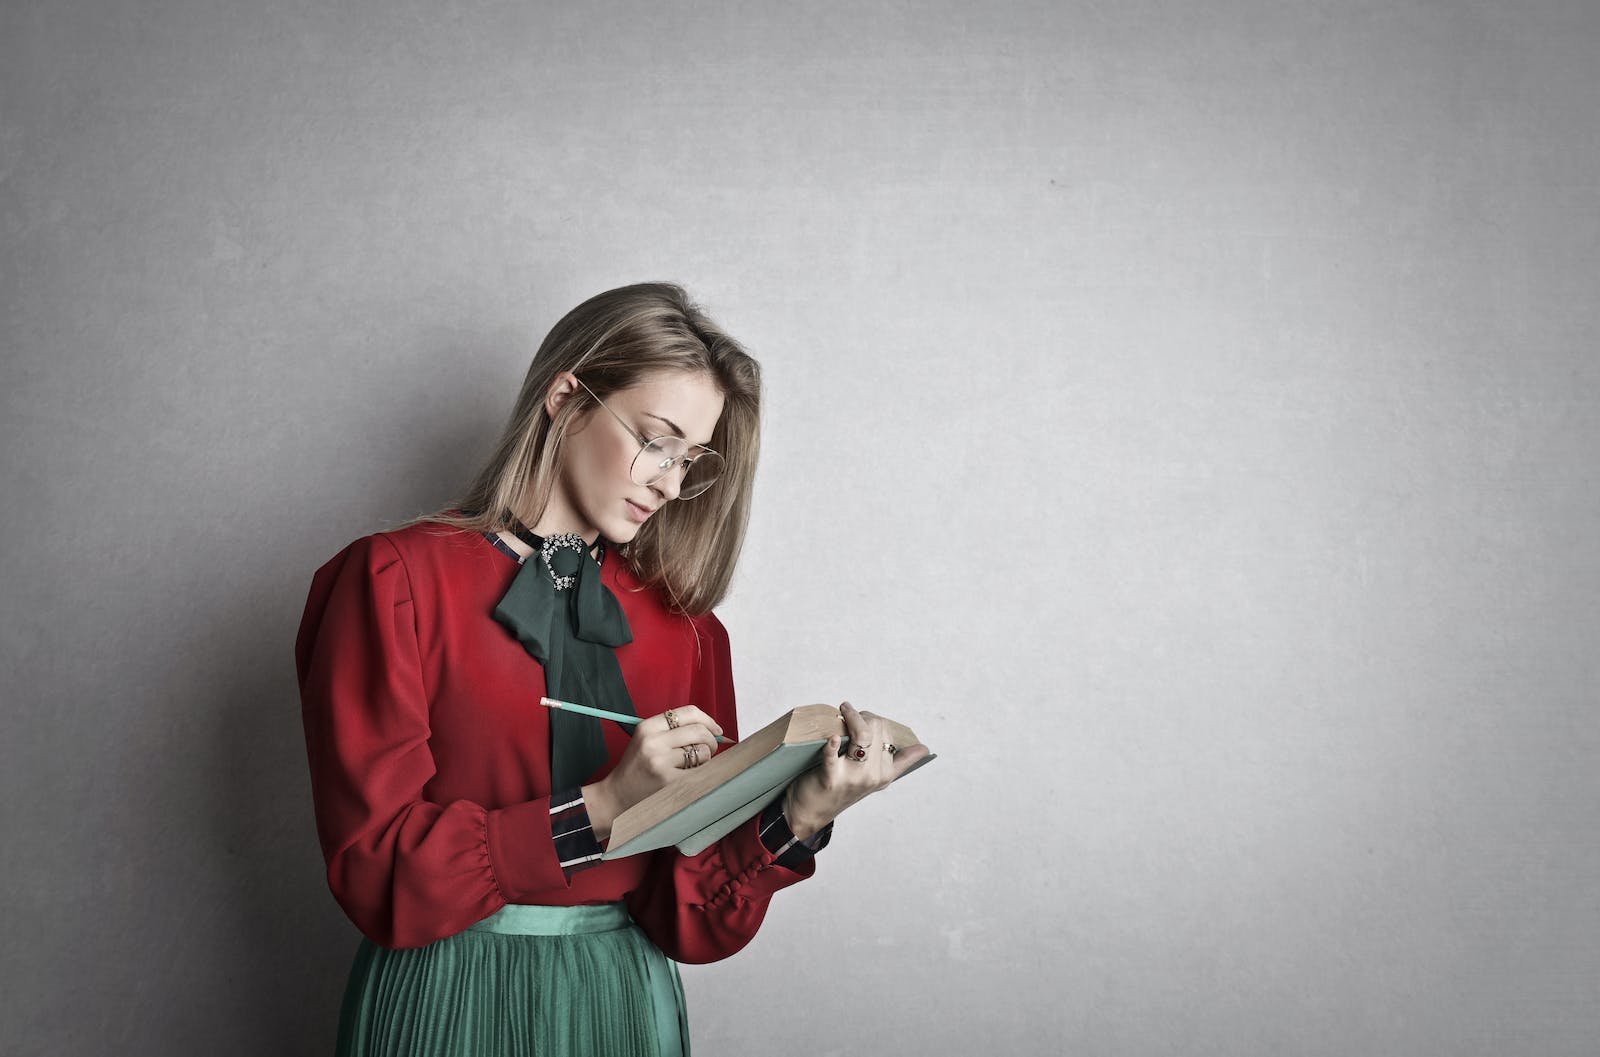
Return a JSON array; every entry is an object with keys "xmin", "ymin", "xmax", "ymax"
[{"xmin": 633, "ymin": 438, "xmax": 723, "ymax": 498}]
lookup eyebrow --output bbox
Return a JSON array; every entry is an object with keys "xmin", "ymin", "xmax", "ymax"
[
  {"xmin": 640, "ymin": 411, "xmax": 684, "ymax": 438},
  {"xmin": 640, "ymin": 411, "xmax": 713, "ymax": 448}
]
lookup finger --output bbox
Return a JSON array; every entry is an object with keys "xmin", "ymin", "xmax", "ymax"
[
  {"xmin": 848, "ymin": 707, "xmax": 895, "ymax": 771},
  {"xmin": 654, "ymin": 737, "xmax": 715, "ymax": 775},
  {"xmin": 865, "ymin": 715, "xmax": 895, "ymax": 779},
  {"xmin": 659, "ymin": 738, "xmax": 717, "ymax": 778},
  {"xmin": 889, "ymin": 742, "xmax": 933, "ymax": 778},
  {"xmin": 819, "ymin": 733, "xmax": 845, "ymax": 781},
  {"xmin": 652, "ymin": 723, "xmax": 718, "ymax": 755},
  {"xmin": 675, "ymin": 742, "xmax": 705, "ymax": 770},
  {"xmin": 853, "ymin": 717, "xmax": 883, "ymax": 772},
  {"xmin": 642, "ymin": 710, "xmax": 677, "ymax": 737},
  {"xmin": 665, "ymin": 705, "xmax": 723, "ymax": 740},
  {"xmin": 834, "ymin": 710, "xmax": 892, "ymax": 786},
  {"xmin": 684, "ymin": 735, "xmax": 722, "ymax": 768},
  {"xmin": 839, "ymin": 702, "xmax": 872, "ymax": 763}
]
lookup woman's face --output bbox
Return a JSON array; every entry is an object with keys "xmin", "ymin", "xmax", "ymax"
[{"xmin": 540, "ymin": 369, "xmax": 726, "ymax": 545}]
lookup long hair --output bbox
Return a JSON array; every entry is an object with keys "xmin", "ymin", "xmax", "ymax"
[{"xmin": 409, "ymin": 283, "xmax": 761, "ymax": 615}]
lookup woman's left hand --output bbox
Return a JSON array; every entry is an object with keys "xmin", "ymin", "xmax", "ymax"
[{"xmin": 781, "ymin": 701, "xmax": 931, "ymax": 840}]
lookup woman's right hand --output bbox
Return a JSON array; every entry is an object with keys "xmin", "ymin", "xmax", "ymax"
[{"xmin": 582, "ymin": 706, "xmax": 722, "ymax": 842}]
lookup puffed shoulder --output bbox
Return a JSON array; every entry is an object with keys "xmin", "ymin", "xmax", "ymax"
[
  {"xmin": 330, "ymin": 532, "xmax": 405, "ymax": 573},
  {"xmin": 309, "ymin": 533, "xmax": 413, "ymax": 603},
  {"xmin": 293, "ymin": 533, "xmax": 425, "ymax": 687}
]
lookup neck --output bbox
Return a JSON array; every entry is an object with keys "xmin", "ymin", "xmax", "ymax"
[
  {"xmin": 522, "ymin": 521, "xmax": 599, "ymax": 549},
  {"xmin": 502, "ymin": 505, "xmax": 597, "ymax": 547},
  {"xmin": 497, "ymin": 522, "xmax": 603, "ymax": 564}
]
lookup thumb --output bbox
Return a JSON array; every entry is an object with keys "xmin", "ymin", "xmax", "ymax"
[{"xmin": 821, "ymin": 734, "xmax": 844, "ymax": 777}]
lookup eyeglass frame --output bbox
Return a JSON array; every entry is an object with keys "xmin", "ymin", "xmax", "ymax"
[{"xmin": 571, "ymin": 376, "xmax": 724, "ymax": 500}]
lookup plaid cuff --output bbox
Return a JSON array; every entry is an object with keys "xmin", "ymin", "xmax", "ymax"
[
  {"xmin": 757, "ymin": 798, "xmax": 832, "ymax": 870},
  {"xmin": 549, "ymin": 788, "xmax": 605, "ymax": 880}
]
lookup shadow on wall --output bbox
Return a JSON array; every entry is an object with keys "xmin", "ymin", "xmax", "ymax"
[{"xmin": 193, "ymin": 342, "xmax": 512, "ymax": 1052}]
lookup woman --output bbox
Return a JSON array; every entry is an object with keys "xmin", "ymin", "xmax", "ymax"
[{"xmin": 294, "ymin": 282, "xmax": 929, "ymax": 1056}]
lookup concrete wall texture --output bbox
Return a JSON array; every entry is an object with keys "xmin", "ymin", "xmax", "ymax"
[{"xmin": 4, "ymin": 2, "xmax": 1597, "ymax": 1055}]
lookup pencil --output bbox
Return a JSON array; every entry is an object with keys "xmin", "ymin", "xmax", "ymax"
[{"xmin": 539, "ymin": 696, "xmax": 733, "ymax": 743}]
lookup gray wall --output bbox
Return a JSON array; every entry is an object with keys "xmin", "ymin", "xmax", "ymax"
[{"xmin": 4, "ymin": 2, "xmax": 1597, "ymax": 1055}]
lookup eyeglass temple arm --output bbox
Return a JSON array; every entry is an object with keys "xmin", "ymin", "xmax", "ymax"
[{"xmin": 573, "ymin": 376, "xmax": 721, "ymax": 459}]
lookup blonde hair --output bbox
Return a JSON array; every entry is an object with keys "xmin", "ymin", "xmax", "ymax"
[{"xmin": 408, "ymin": 283, "xmax": 761, "ymax": 615}]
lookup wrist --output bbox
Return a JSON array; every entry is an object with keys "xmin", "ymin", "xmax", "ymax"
[
  {"xmin": 581, "ymin": 778, "xmax": 618, "ymax": 843},
  {"xmin": 783, "ymin": 787, "xmax": 830, "ymax": 842}
]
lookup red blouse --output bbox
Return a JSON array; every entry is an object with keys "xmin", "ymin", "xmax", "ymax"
[{"xmin": 294, "ymin": 521, "xmax": 814, "ymax": 959}]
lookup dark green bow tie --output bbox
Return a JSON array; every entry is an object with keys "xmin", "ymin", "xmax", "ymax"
[{"xmin": 491, "ymin": 528, "xmax": 635, "ymax": 789}]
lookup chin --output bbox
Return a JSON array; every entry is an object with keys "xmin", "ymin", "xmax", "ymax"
[{"xmin": 607, "ymin": 518, "xmax": 644, "ymax": 545}]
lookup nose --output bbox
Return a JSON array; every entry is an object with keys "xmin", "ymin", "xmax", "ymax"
[{"xmin": 651, "ymin": 461, "xmax": 685, "ymax": 502}]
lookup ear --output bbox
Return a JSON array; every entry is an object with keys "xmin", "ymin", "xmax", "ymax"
[{"xmin": 544, "ymin": 372, "xmax": 582, "ymax": 419}]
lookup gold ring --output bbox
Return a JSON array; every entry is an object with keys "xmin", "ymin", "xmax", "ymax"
[
  {"xmin": 682, "ymin": 744, "xmax": 699, "ymax": 768},
  {"xmin": 884, "ymin": 743, "xmax": 898, "ymax": 755},
  {"xmin": 664, "ymin": 709, "xmax": 680, "ymax": 730}
]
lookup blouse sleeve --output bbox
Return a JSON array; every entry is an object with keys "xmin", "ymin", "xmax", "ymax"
[
  {"xmin": 624, "ymin": 612, "xmax": 818, "ymax": 964},
  {"xmin": 294, "ymin": 535, "xmax": 571, "ymax": 950}
]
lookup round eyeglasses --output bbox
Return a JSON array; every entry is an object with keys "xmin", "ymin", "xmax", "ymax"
[
  {"xmin": 631, "ymin": 436, "xmax": 724, "ymax": 499},
  {"xmin": 574, "ymin": 377, "xmax": 724, "ymax": 500}
]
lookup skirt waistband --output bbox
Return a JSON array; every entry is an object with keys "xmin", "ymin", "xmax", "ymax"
[{"xmin": 468, "ymin": 902, "xmax": 632, "ymax": 936}]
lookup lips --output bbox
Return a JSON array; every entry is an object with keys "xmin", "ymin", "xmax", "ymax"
[{"xmin": 625, "ymin": 499, "xmax": 656, "ymax": 523}]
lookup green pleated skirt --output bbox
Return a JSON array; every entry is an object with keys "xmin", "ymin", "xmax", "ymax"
[{"xmin": 336, "ymin": 903, "xmax": 689, "ymax": 1057}]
